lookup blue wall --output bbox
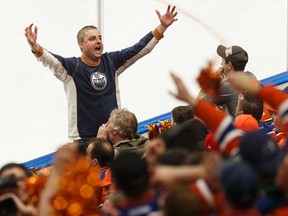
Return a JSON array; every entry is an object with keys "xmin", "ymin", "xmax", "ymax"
[{"xmin": 23, "ymin": 71, "xmax": 288, "ymax": 169}]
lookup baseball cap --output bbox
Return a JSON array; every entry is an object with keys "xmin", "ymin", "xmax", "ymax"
[
  {"xmin": 217, "ymin": 45, "xmax": 248, "ymax": 66},
  {"xmin": 234, "ymin": 114, "xmax": 259, "ymax": 132},
  {"xmin": 216, "ymin": 160, "xmax": 258, "ymax": 209},
  {"xmin": 203, "ymin": 132, "xmax": 220, "ymax": 151},
  {"xmin": 239, "ymin": 129, "xmax": 285, "ymax": 176}
]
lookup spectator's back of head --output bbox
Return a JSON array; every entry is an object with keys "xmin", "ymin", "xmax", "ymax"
[
  {"xmin": 109, "ymin": 108, "xmax": 138, "ymax": 140},
  {"xmin": 171, "ymin": 105, "xmax": 194, "ymax": 125},
  {"xmin": 112, "ymin": 152, "xmax": 149, "ymax": 198},
  {"xmin": 156, "ymin": 148, "xmax": 189, "ymax": 165},
  {"xmin": 184, "ymin": 151, "xmax": 205, "ymax": 165},
  {"xmin": 161, "ymin": 119, "xmax": 208, "ymax": 152},
  {"xmin": 164, "ymin": 184, "xmax": 203, "ymax": 216},
  {"xmin": 239, "ymin": 129, "xmax": 285, "ymax": 177},
  {"xmin": 237, "ymin": 92, "xmax": 263, "ymax": 122},
  {"xmin": 0, "ymin": 163, "xmax": 32, "ymax": 178},
  {"xmin": 87, "ymin": 138, "xmax": 114, "ymax": 168},
  {"xmin": 216, "ymin": 160, "xmax": 259, "ymax": 210}
]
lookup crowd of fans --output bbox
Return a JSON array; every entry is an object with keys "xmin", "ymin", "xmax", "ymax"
[
  {"xmin": 1, "ymin": 4, "xmax": 288, "ymax": 216},
  {"xmin": 1, "ymin": 57, "xmax": 288, "ymax": 216}
]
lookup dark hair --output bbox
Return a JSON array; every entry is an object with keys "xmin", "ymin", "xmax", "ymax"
[
  {"xmin": 156, "ymin": 148, "xmax": 189, "ymax": 165},
  {"xmin": 239, "ymin": 92, "xmax": 263, "ymax": 122},
  {"xmin": 0, "ymin": 163, "xmax": 33, "ymax": 178},
  {"xmin": 184, "ymin": 151, "xmax": 205, "ymax": 165},
  {"xmin": 88, "ymin": 138, "xmax": 114, "ymax": 168},
  {"xmin": 225, "ymin": 59, "xmax": 247, "ymax": 71},
  {"xmin": 164, "ymin": 184, "xmax": 203, "ymax": 216},
  {"xmin": 216, "ymin": 161, "xmax": 259, "ymax": 210},
  {"xmin": 161, "ymin": 119, "xmax": 208, "ymax": 152},
  {"xmin": 112, "ymin": 152, "xmax": 149, "ymax": 198},
  {"xmin": 172, "ymin": 105, "xmax": 194, "ymax": 124}
]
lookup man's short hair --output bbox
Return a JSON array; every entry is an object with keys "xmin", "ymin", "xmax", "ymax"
[
  {"xmin": 238, "ymin": 92, "xmax": 263, "ymax": 122},
  {"xmin": 171, "ymin": 105, "xmax": 194, "ymax": 124},
  {"xmin": 164, "ymin": 184, "xmax": 203, "ymax": 216},
  {"xmin": 77, "ymin": 25, "xmax": 97, "ymax": 43},
  {"xmin": 88, "ymin": 138, "xmax": 114, "ymax": 167},
  {"xmin": 110, "ymin": 108, "xmax": 138, "ymax": 139},
  {"xmin": 161, "ymin": 119, "xmax": 209, "ymax": 152},
  {"xmin": 0, "ymin": 163, "xmax": 33, "ymax": 177},
  {"xmin": 112, "ymin": 152, "xmax": 149, "ymax": 198}
]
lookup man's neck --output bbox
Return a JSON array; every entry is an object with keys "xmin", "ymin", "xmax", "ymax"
[
  {"xmin": 113, "ymin": 135, "xmax": 134, "ymax": 145},
  {"xmin": 80, "ymin": 55, "xmax": 100, "ymax": 66},
  {"xmin": 113, "ymin": 137, "xmax": 123, "ymax": 144}
]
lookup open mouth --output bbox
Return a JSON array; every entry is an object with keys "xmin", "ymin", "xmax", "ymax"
[{"xmin": 95, "ymin": 46, "xmax": 101, "ymax": 51}]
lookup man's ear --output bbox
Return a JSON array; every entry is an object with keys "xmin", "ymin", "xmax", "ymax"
[
  {"xmin": 92, "ymin": 158, "xmax": 99, "ymax": 166},
  {"xmin": 112, "ymin": 129, "xmax": 119, "ymax": 136},
  {"xmin": 228, "ymin": 61, "xmax": 233, "ymax": 70}
]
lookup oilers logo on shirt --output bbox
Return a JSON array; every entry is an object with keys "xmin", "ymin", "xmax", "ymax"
[{"xmin": 91, "ymin": 72, "xmax": 107, "ymax": 90}]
